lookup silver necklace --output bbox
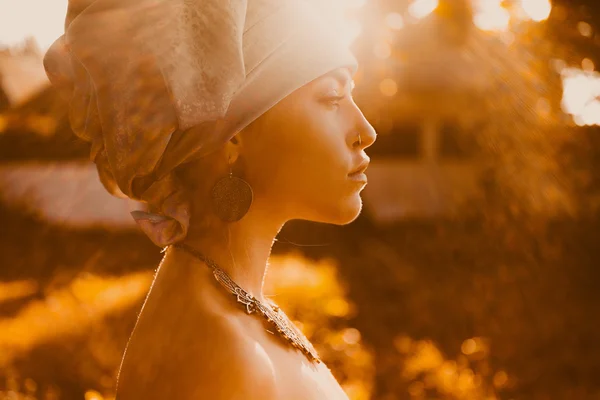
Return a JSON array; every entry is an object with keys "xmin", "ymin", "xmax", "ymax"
[{"xmin": 172, "ymin": 243, "xmax": 321, "ymax": 364}]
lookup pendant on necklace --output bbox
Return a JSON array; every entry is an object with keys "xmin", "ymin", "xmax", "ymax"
[{"xmin": 174, "ymin": 243, "xmax": 322, "ymax": 364}]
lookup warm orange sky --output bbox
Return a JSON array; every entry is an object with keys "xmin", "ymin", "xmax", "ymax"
[{"xmin": 0, "ymin": 0, "xmax": 68, "ymax": 49}]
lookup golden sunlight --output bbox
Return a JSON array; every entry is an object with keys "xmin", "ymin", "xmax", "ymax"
[
  {"xmin": 379, "ymin": 78, "xmax": 398, "ymax": 96},
  {"xmin": 373, "ymin": 41, "xmax": 392, "ymax": 59},
  {"xmin": 0, "ymin": 0, "xmax": 68, "ymax": 49},
  {"xmin": 561, "ymin": 67, "xmax": 600, "ymax": 126},
  {"xmin": 0, "ymin": 272, "xmax": 152, "ymax": 367},
  {"xmin": 345, "ymin": 0, "xmax": 369, "ymax": 9},
  {"xmin": 473, "ymin": 0, "xmax": 511, "ymax": 32},
  {"xmin": 408, "ymin": 0, "xmax": 439, "ymax": 20},
  {"xmin": 519, "ymin": 0, "xmax": 552, "ymax": 22},
  {"xmin": 582, "ymin": 58, "xmax": 595, "ymax": 72},
  {"xmin": 577, "ymin": 21, "xmax": 593, "ymax": 38},
  {"xmin": 385, "ymin": 12, "xmax": 405, "ymax": 30},
  {"xmin": 0, "ymin": 280, "xmax": 38, "ymax": 304}
]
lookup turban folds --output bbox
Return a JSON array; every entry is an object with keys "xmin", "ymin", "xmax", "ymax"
[{"xmin": 43, "ymin": 0, "xmax": 358, "ymax": 246}]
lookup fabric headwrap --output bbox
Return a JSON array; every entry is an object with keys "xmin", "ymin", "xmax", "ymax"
[{"xmin": 43, "ymin": 0, "xmax": 358, "ymax": 247}]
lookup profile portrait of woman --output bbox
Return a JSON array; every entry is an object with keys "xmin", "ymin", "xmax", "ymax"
[{"xmin": 43, "ymin": 0, "xmax": 377, "ymax": 398}]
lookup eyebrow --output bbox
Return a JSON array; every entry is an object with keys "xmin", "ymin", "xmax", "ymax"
[{"xmin": 323, "ymin": 68, "xmax": 355, "ymax": 92}]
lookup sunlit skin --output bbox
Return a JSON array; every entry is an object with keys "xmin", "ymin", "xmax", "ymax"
[{"xmin": 115, "ymin": 66, "xmax": 377, "ymax": 399}]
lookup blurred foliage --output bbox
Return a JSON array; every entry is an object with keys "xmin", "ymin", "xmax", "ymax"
[
  {"xmin": 2, "ymin": 1, "xmax": 600, "ymax": 399},
  {"xmin": 0, "ymin": 203, "xmax": 376, "ymax": 399},
  {"xmin": 266, "ymin": 252, "xmax": 377, "ymax": 399}
]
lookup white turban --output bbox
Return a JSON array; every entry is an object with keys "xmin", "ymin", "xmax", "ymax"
[{"xmin": 43, "ymin": 0, "xmax": 358, "ymax": 246}]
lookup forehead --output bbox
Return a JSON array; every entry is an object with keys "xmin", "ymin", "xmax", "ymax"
[
  {"xmin": 277, "ymin": 67, "xmax": 355, "ymax": 108},
  {"xmin": 313, "ymin": 67, "xmax": 355, "ymax": 88}
]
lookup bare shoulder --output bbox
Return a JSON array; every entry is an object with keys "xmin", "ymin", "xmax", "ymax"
[
  {"xmin": 115, "ymin": 299, "xmax": 278, "ymax": 399},
  {"xmin": 182, "ymin": 313, "xmax": 279, "ymax": 399}
]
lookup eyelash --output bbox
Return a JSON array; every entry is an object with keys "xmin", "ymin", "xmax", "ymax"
[{"xmin": 323, "ymin": 95, "xmax": 346, "ymax": 108}]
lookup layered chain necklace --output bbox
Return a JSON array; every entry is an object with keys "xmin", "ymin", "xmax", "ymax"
[{"xmin": 172, "ymin": 243, "xmax": 322, "ymax": 364}]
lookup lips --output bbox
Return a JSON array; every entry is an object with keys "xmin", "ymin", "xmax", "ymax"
[{"xmin": 349, "ymin": 158, "xmax": 370, "ymax": 176}]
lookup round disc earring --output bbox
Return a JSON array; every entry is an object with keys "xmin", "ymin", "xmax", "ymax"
[{"xmin": 210, "ymin": 160, "xmax": 254, "ymax": 222}]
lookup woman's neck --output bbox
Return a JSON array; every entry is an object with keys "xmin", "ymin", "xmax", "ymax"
[{"xmin": 165, "ymin": 206, "xmax": 286, "ymax": 304}]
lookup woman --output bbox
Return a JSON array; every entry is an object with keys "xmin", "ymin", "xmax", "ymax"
[{"xmin": 44, "ymin": 0, "xmax": 377, "ymax": 398}]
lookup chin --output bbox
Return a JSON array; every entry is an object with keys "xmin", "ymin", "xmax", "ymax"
[{"xmin": 318, "ymin": 193, "xmax": 364, "ymax": 226}]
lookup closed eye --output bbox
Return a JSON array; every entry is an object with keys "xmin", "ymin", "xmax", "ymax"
[{"xmin": 322, "ymin": 95, "xmax": 347, "ymax": 108}]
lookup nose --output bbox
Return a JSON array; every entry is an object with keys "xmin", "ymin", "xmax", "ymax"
[{"xmin": 352, "ymin": 109, "xmax": 377, "ymax": 150}]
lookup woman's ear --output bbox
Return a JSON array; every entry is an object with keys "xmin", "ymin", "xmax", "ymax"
[{"xmin": 224, "ymin": 133, "xmax": 242, "ymax": 164}]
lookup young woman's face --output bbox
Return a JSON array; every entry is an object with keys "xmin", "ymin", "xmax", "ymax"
[{"xmin": 239, "ymin": 67, "xmax": 377, "ymax": 225}]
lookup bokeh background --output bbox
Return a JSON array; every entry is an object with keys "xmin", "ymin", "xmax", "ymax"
[{"xmin": 1, "ymin": 0, "xmax": 600, "ymax": 399}]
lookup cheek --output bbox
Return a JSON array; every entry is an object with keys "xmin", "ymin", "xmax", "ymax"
[
  {"xmin": 298, "ymin": 112, "xmax": 351, "ymax": 186},
  {"xmin": 272, "ymin": 129, "xmax": 348, "ymax": 198},
  {"xmin": 244, "ymin": 102, "xmax": 350, "ymax": 200}
]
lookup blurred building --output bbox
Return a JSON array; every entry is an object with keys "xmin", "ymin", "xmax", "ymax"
[
  {"xmin": 361, "ymin": 112, "xmax": 482, "ymax": 223},
  {"xmin": 356, "ymin": 4, "xmax": 488, "ymax": 223}
]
